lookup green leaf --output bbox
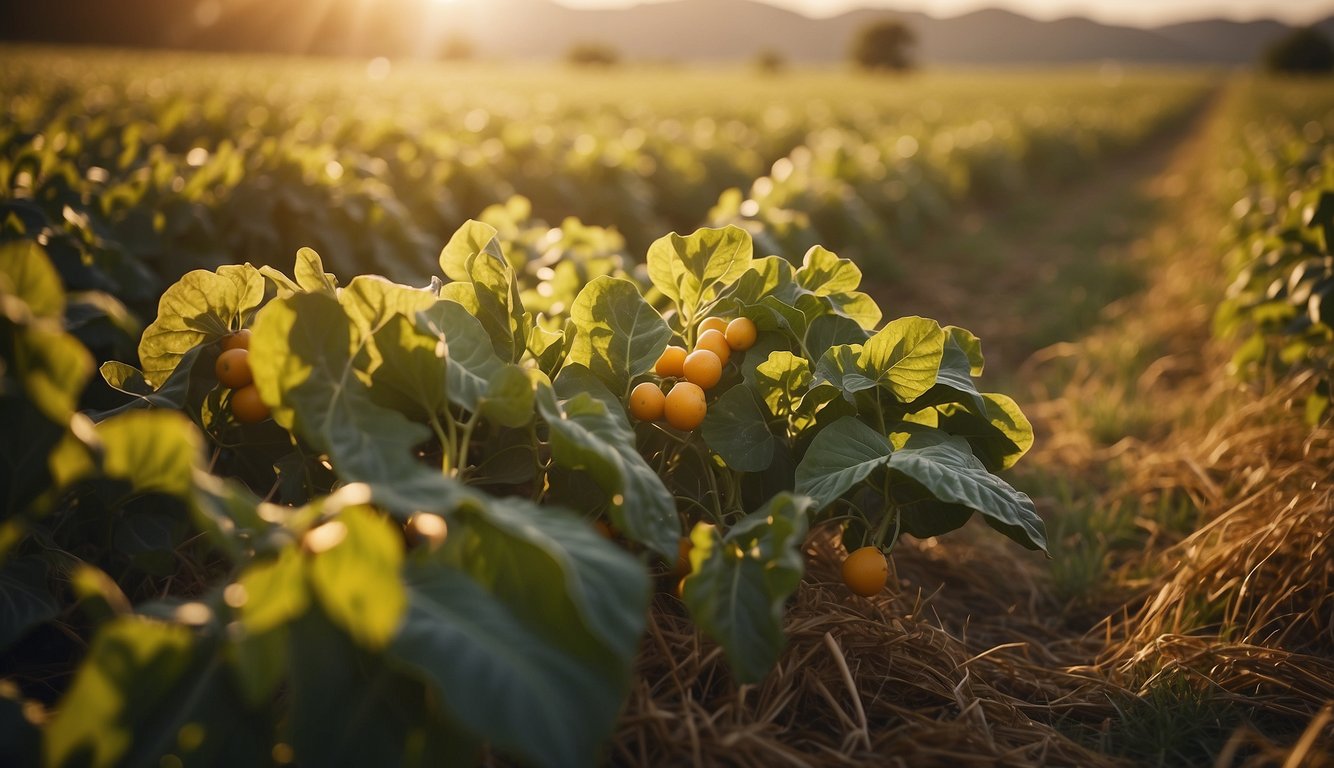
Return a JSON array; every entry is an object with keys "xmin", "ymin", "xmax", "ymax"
[
  {"xmin": 249, "ymin": 292, "xmax": 465, "ymax": 518},
  {"xmin": 0, "ymin": 240, "xmax": 63, "ymax": 320},
  {"xmin": 445, "ymin": 495, "xmax": 649, "ymax": 666},
  {"xmin": 50, "ymin": 410, "xmax": 201, "ymax": 499},
  {"xmin": 438, "ymin": 221, "xmax": 527, "ymax": 362},
  {"xmin": 681, "ymin": 493, "xmax": 812, "ymax": 683},
  {"xmin": 294, "ymin": 247, "xmax": 338, "ymax": 294},
  {"xmin": 0, "ymin": 556, "xmax": 60, "ymax": 650},
  {"xmin": 391, "ymin": 561, "xmax": 628, "ymax": 768},
  {"xmin": 482, "ymin": 364, "xmax": 537, "ymax": 428},
  {"xmin": 794, "ymin": 245, "xmax": 862, "ymax": 296},
  {"xmin": 946, "ymin": 326, "xmax": 985, "ymax": 376},
  {"xmin": 646, "ymin": 226, "xmax": 752, "ymax": 324},
  {"xmin": 14, "ymin": 326, "xmax": 93, "ymax": 423},
  {"xmin": 237, "ymin": 546, "xmax": 308, "ymax": 636},
  {"xmin": 793, "ymin": 416, "xmax": 892, "ymax": 508},
  {"xmin": 367, "ymin": 313, "xmax": 450, "ymax": 420},
  {"xmin": 858, "ymin": 316, "xmax": 947, "ymax": 402},
  {"xmin": 752, "ymin": 350, "xmax": 811, "ymax": 417},
  {"xmin": 44, "ymin": 616, "xmax": 197, "ymax": 768},
  {"xmin": 935, "ymin": 393, "xmax": 1034, "ymax": 472},
  {"xmin": 567, "ymin": 276, "xmax": 671, "ymax": 394},
  {"xmin": 439, "ymin": 219, "xmax": 506, "ymax": 284},
  {"xmin": 701, "ymin": 385, "xmax": 775, "ymax": 472},
  {"xmin": 537, "ymin": 372, "xmax": 679, "ymax": 559},
  {"xmin": 806, "ymin": 314, "xmax": 869, "ymax": 362},
  {"xmin": 95, "ymin": 346, "xmax": 213, "ymax": 421},
  {"xmin": 306, "ymin": 504, "xmax": 406, "ymax": 650},
  {"xmin": 915, "ymin": 332, "xmax": 987, "ymax": 414},
  {"xmin": 885, "ymin": 432, "xmax": 1046, "ymax": 552},
  {"xmin": 415, "ymin": 299, "xmax": 506, "ymax": 413},
  {"xmin": 339, "ymin": 275, "xmax": 437, "ymax": 339},
  {"xmin": 137, "ymin": 266, "xmax": 264, "ymax": 387},
  {"xmin": 290, "ymin": 611, "xmax": 471, "ymax": 768}
]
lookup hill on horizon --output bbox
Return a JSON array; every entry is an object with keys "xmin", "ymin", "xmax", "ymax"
[{"xmin": 3, "ymin": 0, "xmax": 1333, "ymax": 65}]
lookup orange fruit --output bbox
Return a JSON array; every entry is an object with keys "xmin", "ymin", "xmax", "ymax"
[
  {"xmin": 655, "ymin": 345, "xmax": 687, "ymax": 378},
  {"xmin": 230, "ymin": 384, "xmax": 270, "ymax": 423},
  {"xmin": 682, "ymin": 349, "xmax": 722, "ymax": 390},
  {"xmin": 221, "ymin": 329, "xmax": 251, "ymax": 351},
  {"xmin": 664, "ymin": 382, "xmax": 707, "ymax": 430},
  {"xmin": 698, "ymin": 316, "xmax": 728, "ymax": 336},
  {"xmin": 841, "ymin": 546, "xmax": 888, "ymax": 597},
  {"xmin": 672, "ymin": 536, "xmax": 692, "ymax": 577},
  {"xmin": 695, "ymin": 328, "xmax": 730, "ymax": 366},
  {"xmin": 628, "ymin": 381, "xmax": 666, "ymax": 421},
  {"xmin": 215, "ymin": 348, "xmax": 253, "ymax": 389},
  {"xmin": 725, "ymin": 317, "xmax": 757, "ymax": 351}
]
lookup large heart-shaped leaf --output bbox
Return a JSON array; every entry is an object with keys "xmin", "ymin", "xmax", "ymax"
[
  {"xmin": 414, "ymin": 300, "xmax": 506, "ymax": 413},
  {"xmin": 646, "ymin": 226, "xmax": 752, "ymax": 326},
  {"xmin": 137, "ymin": 265, "xmax": 264, "ymax": 387},
  {"xmin": 567, "ymin": 276, "xmax": 670, "ymax": 395},
  {"xmin": 858, "ymin": 316, "xmax": 946, "ymax": 403},
  {"xmin": 793, "ymin": 416, "xmax": 892, "ymax": 508},
  {"xmin": 886, "ymin": 432, "xmax": 1047, "ymax": 553}
]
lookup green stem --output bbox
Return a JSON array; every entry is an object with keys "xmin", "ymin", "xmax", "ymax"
[
  {"xmin": 455, "ymin": 409, "xmax": 482, "ymax": 480},
  {"xmin": 428, "ymin": 413, "xmax": 452, "ymax": 475}
]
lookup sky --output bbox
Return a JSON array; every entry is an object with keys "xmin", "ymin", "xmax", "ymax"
[{"xmin": 550, "ymin": 0, "xmax": 1334, "ymax": 26}]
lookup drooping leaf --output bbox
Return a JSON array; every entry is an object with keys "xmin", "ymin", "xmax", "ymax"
[
  {"xmin": 445, "ymin": 494, "xmax": 649, "ymax": 667},
  {"xmin": 567, "ymin": 276, "xmax": 671, "ymax": 394},
  {"xmin": 934, "ymin": 393, "xmax": 1033, "ymax": 472},
  {"xmin": 537, "ymin": 372, "xmax": 679, "ymax": 559},
  {"xmin": 415, "ymin": 299, "xmax": 506, "ymax": 413},
  {"xmin": 701, "ymin": 385, "xmax": 775, "ymax": 472},
  {"xmin": 793, "ymin": 416, "xmax": 892, "ymax": 508},
  {"xmin": 391, "ymin": 562, "xmax": 626, "ymax": 768},
  {"xmin": 95, "ymin": 346, "xmax": 212, "ymax": 421},
  {"xmin": 885, "ymin": 432, "xmax": 1046, "ymax": 552},
  {"xmin": 681, "ymin": 493, "xmax": 812, "ymax": 683}
]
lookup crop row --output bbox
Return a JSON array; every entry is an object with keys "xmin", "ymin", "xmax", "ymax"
[
  {"xmin": 2, "ymin": 49, "xmax": 1209, "ymax": 316},
  {"xmin": 1213, "ymin": 77, "xmax": 1334, "ymax": 423}
]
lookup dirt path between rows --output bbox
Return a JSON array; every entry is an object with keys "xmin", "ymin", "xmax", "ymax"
[{"xmin": 864, "ymin": 90, "xmax": 1224, "ymax": 382}]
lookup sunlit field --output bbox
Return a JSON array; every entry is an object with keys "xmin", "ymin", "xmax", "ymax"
[{"xmin": 1, "ymin": 42, "xmax": 1331, "ymax": 768}]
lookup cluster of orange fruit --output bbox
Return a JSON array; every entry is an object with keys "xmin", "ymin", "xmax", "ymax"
[
  {"xmin": 628, "ymin": 316, "xmax": 758, "ymax": 431},
  {"xmin": 214, "ymin": 330, "xmax": 271, "ymax": 423}
]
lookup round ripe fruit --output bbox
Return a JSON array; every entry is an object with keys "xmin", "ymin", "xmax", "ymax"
[
  {"xmin": 682, "ymin": 349, "xmax": 722, "ymax": 390},
  {"xmin": 215, "ymin": 349, "xmax": 253, "ymax": 388},
  {"xmin": 841, "ymin": 546, "xmax": 888, "ymax": 597},
  {"xmin": 698, "ymin": 316, "xmax": 728, "ymax": 336},
  {"xmin": 230, "ymin": 384, "xmax": 270, "ymax": 423},
  {"xmin": 222, "ymin": 329, "xmax": 251, "ymax": 351},
  {"xmin": 673, "ymin": 536, "xmax": 693, "ymax": 578},
  {"xmin": 655, "ymin": 345, "xmax": 687, "ymax": 378},
  {"xmin": 628, "ymin": 381, "xmax": 666, "ymax": 421},
  {"xmin": 664, "ymin": 382, "xmax": 707, "ymax": 430},
  {"xmin": 695, "ymin": 328, "xmax": 730, "ymax": 366},
  {"xmin": 725, "ymin": 317, "xmax": 757, "ymax": 351}
]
